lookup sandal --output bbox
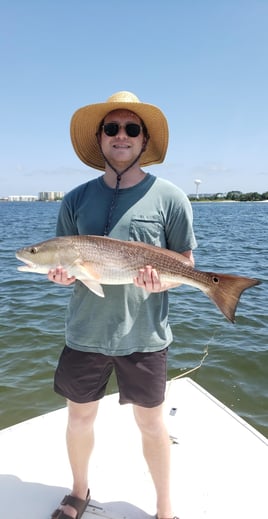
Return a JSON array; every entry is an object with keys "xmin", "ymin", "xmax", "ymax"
[{"xmin": 51, "ymin": 489, "xmax": 90, "ymax": 519}]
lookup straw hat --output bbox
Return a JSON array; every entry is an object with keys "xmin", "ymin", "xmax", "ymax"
[{"xmin": 70, "ymin": 91, "xmax": 169, "ymax": 170}]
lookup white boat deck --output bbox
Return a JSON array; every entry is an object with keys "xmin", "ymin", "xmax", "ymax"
[{"xmin": 0, "ymin": 377, "xmax": 267, "ymax": 519}]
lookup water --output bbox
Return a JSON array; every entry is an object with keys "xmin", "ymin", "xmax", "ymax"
[{"xmin": 0, "ymin": 201, "xmax": 267, "ymax": 436}]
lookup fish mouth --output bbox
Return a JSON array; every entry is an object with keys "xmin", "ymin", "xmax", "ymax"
[
  {"xmin": 17, "ymin": 263, "xmax": 35, "ymax": 272},
  {"xmin": 16, "ymin": 254, "xmax": 36, "ymax": 271}
]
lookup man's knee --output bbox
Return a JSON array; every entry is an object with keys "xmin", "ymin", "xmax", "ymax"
[
  {"xmin": 133, "ymin": 404, "xmax": 166, "ymax": 436},
  {"xmin": 67, "ymin": 400, "xmax": 99, "ymax": 430}
]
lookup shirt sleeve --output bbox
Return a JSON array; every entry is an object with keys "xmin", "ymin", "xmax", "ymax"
[
  {"xmin": 164, "ymin": 185, "xmax": 197, "ymax": 253},
  {"xmin": 56, "ymin": 196, "xmax": 78, "ymax": 237}
]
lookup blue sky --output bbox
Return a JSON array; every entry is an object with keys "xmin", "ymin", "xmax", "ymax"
[{"xmin": 1, "ymin": 0, "xmax": 267, "ymax": 197}]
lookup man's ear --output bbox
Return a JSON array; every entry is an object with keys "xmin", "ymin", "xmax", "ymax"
[{"xmin": 142, "ymin": 135, "xmax": 150, "ymax": 152}]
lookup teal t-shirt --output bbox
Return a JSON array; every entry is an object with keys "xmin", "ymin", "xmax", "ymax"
[{"xmin": 56, "ymin": 174, "xmax": 197, "ymax": 355}]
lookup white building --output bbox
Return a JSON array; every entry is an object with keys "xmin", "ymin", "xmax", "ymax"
[{"xmin": 38, "ymin": 191, "xmax": 64, "ymax": 201}]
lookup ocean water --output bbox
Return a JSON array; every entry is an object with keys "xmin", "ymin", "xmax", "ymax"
[{"xmin": 0, "ymin": 201, "xmax": 267, "ymax": 436}]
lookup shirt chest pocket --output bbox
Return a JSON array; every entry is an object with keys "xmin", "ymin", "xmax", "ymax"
[{"xmin": 129, "ymin": 215, "xmax": 167, "ymax": 247}]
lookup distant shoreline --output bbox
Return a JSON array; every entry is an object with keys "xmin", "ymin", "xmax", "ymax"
[
  {"xmin": 190, "ymin": 199, "xmax": 268, "ymax": 203},
  {"xmin": 1, "ymin": 198, "xmax": 268, "ymax": 203}
]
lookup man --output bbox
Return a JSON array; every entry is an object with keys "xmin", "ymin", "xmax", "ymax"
[{"xmin": 49, "ymin": 91, "xmax": 197, "ymax": 519}]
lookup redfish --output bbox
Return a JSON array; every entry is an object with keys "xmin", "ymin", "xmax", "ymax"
[{"xmin": 16, "ymin": 235, "xmax": 260, "ymax": 323}]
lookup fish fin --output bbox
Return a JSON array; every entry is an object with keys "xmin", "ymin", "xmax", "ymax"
[
  {"xmin": 204, "ymin": 273, "xmax": 260, "ymax": 323},
  {"xmin": 79, "ymin": 279, "xmax": 105, "ymax": 297},
  {"xmin": 72, "ymin": 262, "xmax": 105, "ymax": 296},
  {"xmin": 74, "ymin": 261, "xmax": 101, "ymax": 280}
]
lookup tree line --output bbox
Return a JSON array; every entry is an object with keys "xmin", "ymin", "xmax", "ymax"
[{"xmin": 189, "ymin": 190, "xmax": 268, "ymax": 202}]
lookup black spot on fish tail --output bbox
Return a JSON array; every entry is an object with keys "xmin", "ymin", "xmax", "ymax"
[{"xmin": 205, "ymin": 273, "xmax": 260, "ymax": 323}]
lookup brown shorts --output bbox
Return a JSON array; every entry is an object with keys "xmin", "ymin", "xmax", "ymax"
[{"xmin": 54, "ymin": 345, "xmax": 168, "ymax": 407}]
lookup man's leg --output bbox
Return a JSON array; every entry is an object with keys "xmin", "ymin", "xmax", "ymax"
[
  {"xmin": 59, "ymin": 399, "xmax": 99, "ymax": 518},
  {"xmin": 133, "ymin": 403, "xmax": 173, "ymax": 519}
]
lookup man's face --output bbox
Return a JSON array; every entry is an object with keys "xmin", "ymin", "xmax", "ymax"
[{"xmin": 99, "ymin": 109, "xmax": 145, "ymax": 167}]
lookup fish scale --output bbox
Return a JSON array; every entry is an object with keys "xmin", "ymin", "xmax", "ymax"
[{"xmin": 71, "ymin": 235, "xmax": 193, "ymax": 282}]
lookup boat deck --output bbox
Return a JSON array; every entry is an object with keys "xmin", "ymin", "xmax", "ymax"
[{"xmin": 0, "ymin": 377, "xmax": 267, "ymax": 519}]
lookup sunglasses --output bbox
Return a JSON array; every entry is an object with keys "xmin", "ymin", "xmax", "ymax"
[{"xmin": 102, "ymin": 122, "xmax": 142, "ymax": 138}]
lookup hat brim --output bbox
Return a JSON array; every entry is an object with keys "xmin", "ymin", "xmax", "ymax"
[{"xmin": 70, "ymin": 100, "xmax": 169, "ymax": 170}]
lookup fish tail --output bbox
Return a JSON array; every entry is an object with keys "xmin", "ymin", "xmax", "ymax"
[{"xmin": 205, "ymin": 273, "xmax": 260, "ymax": 323}]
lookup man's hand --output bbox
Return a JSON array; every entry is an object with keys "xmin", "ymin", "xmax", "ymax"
[
  {"xmin": 133, "ymin": 248, "xmax": 195, "ymax": 293},
  {"xmin": 48, "ymin": 266, "xmax": 76, "ymax": 286},
  {"xmin": 133, "ymin": 265, "xmax": 179, "ymax": 293}
]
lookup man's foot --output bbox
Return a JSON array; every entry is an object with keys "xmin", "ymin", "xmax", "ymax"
[{"xmin": 51, "ymin": 489, "xmax": 90, "ymax": 519}]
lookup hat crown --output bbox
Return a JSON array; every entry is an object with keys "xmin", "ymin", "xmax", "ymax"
[{"xmin": 106, "ymin": 91, "xmax": 140, "ymax": 103}]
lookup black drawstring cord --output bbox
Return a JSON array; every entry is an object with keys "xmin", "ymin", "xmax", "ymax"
[{"xmin": 103, "ymin": 173, "xmax": 121, "ymax": 236}]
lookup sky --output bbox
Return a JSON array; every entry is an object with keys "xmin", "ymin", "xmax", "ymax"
[{"xmin": 1, "ymin": 0, "xmax": 268, "ymax": 197}]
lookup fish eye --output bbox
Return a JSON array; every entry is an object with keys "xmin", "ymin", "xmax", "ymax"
[{"xmin": 30, "ymin": 247, "xmax": 38, "ymax": 254}]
